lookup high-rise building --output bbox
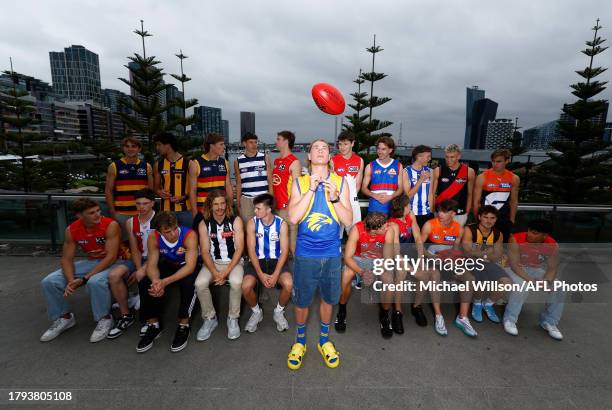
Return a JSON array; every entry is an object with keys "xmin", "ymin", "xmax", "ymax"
[
  {"xmin": 464, "ymin": 86, "xmax": 485, "ymax": 148},
  {"xmin": 49, "ymin": 45, "xmax": 102, "ymax": 104},
  {"xmin": 103, "ymin": 89, "xmax": 130, "ymax": 114},
  {"xmin": 222, "ymin": 119, "xmax": 229, "ymax": 145},
  {"xmin": 466, "ymin": 98, "xmax": 497, "ymax": 149},
  {"xmin": 52, "ymin": 102, "xmax": 81, "ymax": 140},
  {"xmin": 484, "ymin": 119, "xmax": 514, "ymax": 149},
  {"xmin": 72, "ymin": 102, "xmax": 112, "ymax": 140},
  {"xmin": 240, "ymin": 111, "xmax": 255, "ymax": 138},
  {"xmin": 523, "ymin": 120, "xmax": 560, "ymax": 150},
  {"xmin": 166, "ymin": 84, "xmax": 183, "ymax": 135},
  {"xmin": 194, "ymin": 106, "xmax": 223, "ymax": 136},
  {"xmin": 604, "ymin": 122, "xmax": 612, "ymax": 143},
  {"xmin": 0, "ymin": 72, "xmax": 54, "ymax": 101}
]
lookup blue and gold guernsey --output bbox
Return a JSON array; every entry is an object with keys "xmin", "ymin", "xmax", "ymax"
[
  {"xmin": 295, "ymin": 173, "xmax": 344, "ymax": 258},
  {"xmin": 156, "ymin": 226, "xmax": 193, "ymax": 266}
]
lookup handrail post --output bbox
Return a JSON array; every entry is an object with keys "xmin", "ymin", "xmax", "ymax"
[{"xmin": 48, "ymin": 194, "xmax": 57, "ymax": 253}]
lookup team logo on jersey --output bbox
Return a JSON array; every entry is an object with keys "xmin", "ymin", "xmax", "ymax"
[
  {"xmin": 77, "ymin": 240, "xmax": 89, "ymax": 245},
  {"xmin": 484, "ymin": 192, "xmax": 510, "ymax": 210},
  {"xmin": 278, "ymin": 164, "xmax": 286, "ymax": 171},
  {"xmin": 221, "ymin": 231, "xmax": 234, "ymax": 239},
  {"xmin": 176, "ymin": 247, "xmax": 186, "ymax": 255},
  {"xmin": 256, "ymin": 233, "xmax": 264, "ymax": 238},
  {"xmin": 272, "ymin": 174, "xmax": 282, "ymax": 186},
  {"xmin": 161, "ymin": 169, "xmax": 169, "ymax": 174},
  {"xmin": 388, "ymin": 168, "xmax": 397, "ymax": 176},
  {"xmin": 444, "ymin": 235, "xmax": 457, "ymax": 242},
  {"xmin": 95, "ymin": 237, "xmax": 106, "ymax": 245},
  {"xmin": 374, "ymin": 170, "xmax": 382, "ymax": 175},
  {"xmin": 306, "ymin": 212, "xmax": 333, "ymax": 232},
  {"xmin": 441, "ymin": 177, "xmax": 449, "ymax": 183},
  {"xmin": 336, "ymin": 167, "xmax": 346, "ymax": 173},
  {"xmin": 500, "ymin": 182, "xmax": 512, "ymax": 189},
  {"xmin": 219, "ymin": 164, "xmax": 226, "ymax": 172},
  {"xmin": 119, "ymin": 169, "xmax": 129, "ymax": 175},
  {"xmin": 348, "ymin": 165, "xmax": 359, "ymax": 173},
  {"xmin": 270, "ymin": 232, "xmax": 280, "ymax": 241},
  {"xmin": 137, "ymin": 168, "xmax": 147, "ymax": 176},
  {"xmin": 455, "ymin": 178, "xmax": 466, "ymax": 183},
  {"xmin": 202, "ymin": 166, "xmax": 212, "ymax": 172}
]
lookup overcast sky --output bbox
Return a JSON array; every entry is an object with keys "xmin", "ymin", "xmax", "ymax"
[{"xmin": 2, "ymin": 0, "xmax": 611, "ymax": 145}]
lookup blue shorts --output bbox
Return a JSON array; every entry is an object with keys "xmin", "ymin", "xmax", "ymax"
[{"xmin": 292, "ymin": 256, "xmax": 342, "ymax": 308}]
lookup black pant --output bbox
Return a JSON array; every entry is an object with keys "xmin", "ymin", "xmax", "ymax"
[
  {"xmin": 415, "ymin": 213, "xmax": 434, "ymax": 230},
  {"xmin": 495, "ymin": 219, "xmax": 514, "ymax": 243},
  {"xmin": 139, "ymin": 260, "xmax": 198, "ymax": 323}
]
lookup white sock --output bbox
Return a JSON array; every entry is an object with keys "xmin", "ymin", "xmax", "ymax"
[
  {"xmin": 484, "ymin": 298, "xmax": 493, "ymax": 306},
  {"xmin": 252, "ymin": 304, "xmax": 261, "ymax": 314},
  {"xmin": 473, "ymin": 299, "xmax": 482, "ymax": 305},
  {"xmin": 274, "ymin": 303, "xmax": 285, "ymax": 313}
]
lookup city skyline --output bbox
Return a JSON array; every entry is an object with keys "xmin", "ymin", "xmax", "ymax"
[{"xmin": 2, "ymin": 0, "xmax": 611, "ymax": 145}]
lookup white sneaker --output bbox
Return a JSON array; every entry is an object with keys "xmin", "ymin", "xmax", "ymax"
[
  {"xmin": 90, "ymin": 317, "xmax": 114, "ymax": 343},
  {"xmin": 244, "ymin": 309, "xmax": 263, "ymax": 333},
  {"xmin": 273, "ymin": 309, "xmax": 289, "ymax": 332},
  {"xmin": 454, "ymin": 315, "xmax": 477, "ymax": 337},
  {"xmin": 434, "ymin": 314, "xmax": 447, "ymax": 336},
  {"xmin": 541, "ymin": 322, "xmax": 563, "ymax": 341},
  {"xmin": 196, "ymin": 317, "xmax": 218, "ymax": 341},
  {"xmin": 227, "ymin": 317, "xmax": 241, "ymax": 340},
  {"xmin": 40, "ymin": 314, "xmax": 76, "ymax": 342},
  {"xmin": 504, "ymin": 320, "xmax": 518, "ymax": 336}
]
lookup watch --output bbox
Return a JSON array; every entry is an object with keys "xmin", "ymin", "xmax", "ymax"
[{"xmin": 330, "ymin": 197, "xmax": 340, "ymax": 204}]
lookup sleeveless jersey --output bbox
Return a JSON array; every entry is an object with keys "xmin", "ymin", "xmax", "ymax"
[
  {"xmin": 354, "ymin": 221, "xmax": 386, "ymax": 259},
  {"xmin": 481, "ymin": 169, "xmax": 515, "ymax": 220},
  {"xmin": 69, "ymin": 217, "xmax": 114, "ymax": 260},
  {"xmin": 195, "ymin": 154, "xmax": 229, "ymax": 211},
  {"xmin": 389, "ymin": 216, "xmax": 414, "ymax": 243},
  {"xmin": 253, "ymin": 215, "xmax": 283, "ymax": 259},
  {"xmin": 406, "ymin": 165, "xmax": 432, "ymax": 216},
  {"xmin": 436, "ymin": 164, "xmax": 469, "ymax": 215},
  {"xmin": 156, "ymin": 226, "xmax": 192, "ymax": 265},
  {"xmin": 111, "ymin": 158, "xmax": 149, "ymax": 216},
  {"xmin": 128, "ymin": 211, "xmax": 155, "ymax": 257},
  {"xmin": 237, "ymin": 152, "xmax": 268, "ymax": 197},
  {"xmin": 332, "ymin": 152, "xmax": 361, "ymax": 205},
  {"xmin": 205, "ymin": 216, "xmax": 237, "ymax": 263},
  {"xmin": 513, "ymin": 232, "xmax": 558, "ymax": 267},
  {"xmin": 467, "ymin": 223, "xmax": 501, "ymax": 251},
  {"xmin": 368, "ymin": 159, "xmax": 400, "ymax": 214},
  {"xmin": 295, "ymin": 173, "xmax": 343, "ymax": 258},
  {"xmin": 158, "ymin": 156, "xmax": 190, "ymax": 212},
  {"xmin": 273, "ymin": 154, "xmax": 298, "ymax": 210},
  {"xmin": 427, "ymin": 218, "xmax": 461, "ymax": 245}
]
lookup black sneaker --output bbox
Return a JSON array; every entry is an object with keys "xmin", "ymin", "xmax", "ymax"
[
  {"xmin": 136, "ymin": 324, "xmax": 162, "ymax": 353},
  {"xmin": 171, "ymin": 324, "xmax": 190, "ymax": 353},
  {"xmin": 391, "ymin": 311, "xmax": 404, "ymax": 335},
  {"xmin": 379, "ymin": 311, "xmax": 393, "ymax": 339},
  {"xmin": 107, "ymin": 314, "xmax": 135, "ymax": 339},
  {"xmin": 334, "ymin": 312, "xmax": 347, "ymax": 333},
  {"xmin": 411, "ymin": 305, "xmax": 428, "ymax": 327}
]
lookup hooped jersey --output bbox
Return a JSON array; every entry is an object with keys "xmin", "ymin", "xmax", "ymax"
[
  {"xmin": 194, "ymin": 154, "xmax": 229, "ymax": 211},
  {"xmin": 111, "ymin": 158, "xmax": 150, "ymax": 216},
  {"xmin": 481, "ymin": 169, "xmax": 515, "ymax": 220},
  {"xmin": 354, "ymin": 221, "xmax": 386, "ymax": 259},
  {"xmin": 69, "ymin": 217, "xmax": 114, "ymax": 260}
]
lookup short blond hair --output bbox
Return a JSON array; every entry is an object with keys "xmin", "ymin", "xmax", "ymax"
[{"xmin": 444, "ymin": 144, "xmax": 461, "ymax": 153}]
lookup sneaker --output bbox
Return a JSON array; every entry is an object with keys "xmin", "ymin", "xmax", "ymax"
[
  {"xmin": 334, "ymin": 312, "xmax": 347, "ymax": 333},
  {"xmin": 411, "ymin": 305, "xmax": 428, "ymax": 327},
  {"xmin": 503, "ymin": 320, "xmax": 518, "ymax": 336},
  {"xmin": 434, "ymin": 315, "xmax": 447, "ymax": 336},
  {"xmin": 471, "ymin": 303, "xmax": 483, "ymax": 322},
  {"xmin": 273, "ymin": 309, "xmax": 289, "ymax": 332},
  {"xmin": 196, "ymin": 317, "xmax": 218, "ymax": 341},
  {"xmin": 454, "ymin": 315, "xmax": 477, "ymax": 337},
  {"xmin": 227, "ymin": 317, "xmax": 241, "ymax": 340},
  {"xmin": 136, "ymin": 324, "xmax": 162, "ymax": 353},
  {"xmin": 541, "ymin": 322, "xmax": 563, "ymax": 341},
  {"xmin": 140, "ymin": 324, "xmax": 148, "ymax": 337},
  {"xmin": 244, "ymin": 309, "xmax": 264, "ymax": 333},
  {"xmin": 107, "ymin": 314, "xmax": 135, "ymax": 339},
  {"xmin": 40, "ymin": 313, "xmax": 76, "ymax": 342},
  {"xmin": 90, "ymin": 317, "xmax": 114, "ymax": 343},
  {"xmin": 352, "ymin": 277, "xmax": 363, "ymax": 290},
  {"xmin": 483, "ymin": 303, "xmax": 500, "ymax": 323},
  {"xmin": 171, "ymin": 324, "xmax": 190, "ymax": 352},
  {"xmin": 379, "ymin": 311, "xmax": 393, "ymax": 339},
  {"xmin": 391, "ymin": 311, "xmax": 404, "ymax": 335}
]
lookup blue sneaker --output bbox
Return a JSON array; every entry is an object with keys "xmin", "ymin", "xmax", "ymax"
[
  {"xmin": 471, "ymin": 303, "xmax": 483, "ymax": 322},
  {"xmin": 483, "ymin": 304, "xmax": 500, "ymax": 323},
  {"xmin": 454, "ymin": 315, "xmax": 477, "ymax": 337}
]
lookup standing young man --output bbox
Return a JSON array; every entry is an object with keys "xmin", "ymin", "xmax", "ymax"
[
  {"xmin": 189, "ymin": 132, "xmax": 233, "ymax": 217},
  {"xmin": 331, "ymin": 131, "xmax": 364, "ymax": 233},
  {"xmin": 234, "ymin": 132, "xmax": 273, "ymax": 222},
  {"xmin": 362, "ymin": 135, "xmax": 403, "ymax": 216},
  {"xmin": 404, "ymin": 145, "xmax": 434, "ymax": 229},
  {"xmin": 242, "ymin": 193, "xmax": 292, "ymax": 333},
  {"xmin": 431, "ymin": 144, "xmax": 475, "ymax": 227},
  {"xmin": 104, "ymin": 137, "xmax": 154, "ymax": 237},
  {"xmin": 40, "ymin": 198, "xmax": 121, "ymax": 343},
  {"xmin": 473, "ymin": 149, "xmax": 520, "ymax": 242},
  {"xmin": 286, "ymin": 139, "xmax": 352, "ymax": 370},
  {"xmin": 272, "ymin": 130, "xmax": 301, "ymax": 255},
  {"xmin": 154, "ymin": 132, "xmax": 192, "ymax": 228}
]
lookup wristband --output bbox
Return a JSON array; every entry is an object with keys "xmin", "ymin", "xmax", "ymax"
[{"xmin": 80, "ymin": 276, "xmax": 88, "ymax": 284}]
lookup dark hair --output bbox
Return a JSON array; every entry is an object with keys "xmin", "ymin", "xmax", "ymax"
[
  {"xmin": 491, "ymin": 149, "xmax": 511, "ymax": 160},
  {"xmin": 365, "ymin": 211, "xmax": 388, "ymax": 231},
  {"xmin": 242, "ymin": 132, "xmax": 258, "ymax": 142},
  {"xmin": 277, "ymin": 130, "xmax": 295, "ymax": 149},
  {"xmin": 153, "ymin": 132, "xmax": 178, "ymax": 151},
  {"xmin": 202, "ymin": 190, "xmax": 233, "ymax": 220},
  {"xmin": 478, "ymin": 205, "xmax": 499, "ymax": 217},
  {"xmin": 528, "ymin": 219, "xmax": 553, "ymax": 234},
  {"xmin": 390, "ymin": 194, "xmax": 410, "ymax": 218},
  {"xmin": 337, "ymin": 131, "xmax": 355, "ymax": 143},
  {"xmin": 412, "ymin": 145, "xmax": 432, "ymax": 160},
  {"xmin": 376, "ymin": 136, "xmax": 395, "ymax": 154},
  {"xmin": 154, "ymin": 211, "xmax": 178, "ymax": 230},
  {"xmin": 73, "ymin": 197, "xmax": 99, "ymax": 214},
  {"xmin": 436, "ymin": 199, "xmax": 458, "ymax": 213},
  {"xmin": 253, "ymin": 193, "xmax": 274, "ymax": 209},
  {"xmin": 121, "ymin": 137, "xmax": 142, "ymax": 148},
  {"xmin": 133, "ymin": 188, "xmax": 156, "ymax": 202},
  {"xmin": 204, "ymin": 133, "xmax": 225, "ymax": 154}
]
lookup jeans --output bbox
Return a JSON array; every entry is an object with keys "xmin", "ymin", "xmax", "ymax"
[
  {"xmin": 41, "ymin": 259, "xmax": 119, "ymax": 322},
  {"xmin": 195, "ymin": 261, "xmax": 244, "ymax": 320},
  {"xmin": 292, "ymin": 256, "xmax": 342, "ymax": 308},
  {"xmin": 503, "ymin": 266, "xmax": 565, "ymax": 326}
]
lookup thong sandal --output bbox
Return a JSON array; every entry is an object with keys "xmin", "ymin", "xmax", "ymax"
[
  {"xmin": 317, "ymin": 341, "xmax": 340, "ymax": 368},
  {"xmin": 287, "ymin": 343, "xmax": 307, "ymax": 370}
]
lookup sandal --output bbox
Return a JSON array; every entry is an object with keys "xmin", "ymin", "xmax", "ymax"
[
  {"xmin": 287, "ymin": 343, "xmax": 307, "ymax": 370},
  {"xmin": 317, "ymin": 341, "xmax": 340, "ymax": 368}
]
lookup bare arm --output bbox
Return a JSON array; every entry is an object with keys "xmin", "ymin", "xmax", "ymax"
[
  {"xmin": 507, "ymin": 237, "xmax": 532, "ymax": 281},
  {"xmin": 225, "ymin": 159, "xmax": 233, "ymax": 204},
  {"xmin": 343, "ymin": 227, "xmax": 363, "ymax": 273},
  {"xmin": 509, "ymin": 174, "xmax": 520, "ymax": 223},
  {"xmin": 431, "ymin": 167, "xmax": 440, "ymax": 206},
  {"xmin": 234, "ymin": 159, "xmax": 242, "ymax": 214},
  {"xmin": 188, "ymin": 160, "xmax": 199, "ymax": 215},
  {"xmin": 104, "ymin": 163, "xmax": 117, "ymax": 217},
  {"xmin": 146, "ymin": 163, "xmax": 154, "ymax": 190},
  {"xmin": 409, "ymin": 213, "xmax": 425, "ymax": 256},
  {"xmin": 198, "ymin": 220, "xmax": 218, "ymax": 276},
  {"xmin": 246, "ymin": 219, "xmax": 266, "ymax": 281},
  {"xmin": 86, "ymin": 221, "xmax": 121, "ymax": 280},
  {"xmin": 145, "ymin": 234, "xmax": 160, "ymax": 281},
  {"xmin": 266, "ymin": 154, "xmax": 274, "ymax": 195},
  {"xmin": 220, "ymin": 217, "xmax": 244, "ymax": 279},
  {"xmin": 329, "ymin": 178, "xmax": 353, "ymax": 227},
  {"xmin": 60, "ymin": 229, "xmax": 77, "ymax": 281},
  {"xmin": 274, "ymin": 221, "xmax": 290, "ymax": 276},
  {"xmin": 543, "ymin": 247, "xmax": 560, "ymax": 282},
  {"xmin": 162, "ymin": 231, "xmax": 199, "ymax": 285},
  {"xmin": 289, "ymin": 158, "xmax": 302, "ymax": 180},
  {"xmin": 287, "ymin": 177, "xmax": 315, "ymax": 225},
  {"xmin": 127, "ymin": 219, "xmax": 143, "ymax": 270},
  {"xmin": 361, "ymin": 163, "xmax": 374, "ymax": 197},
  {"xmin": 465, "ymin": 167, "xmax": 475, "ymax": 215},
  {"xmin": 390, "ymin": 163, "xmax": 404, "ymax": 200},
  {"xmin": 356, "ymin": 156, "xmax": 365, "ymax": 192},
  {"xmin": 473, "ymin": 173, "xmax": 484, "ymax": 218}
]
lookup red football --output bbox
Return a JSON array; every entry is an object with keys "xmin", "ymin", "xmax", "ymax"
[{"xmin": 311, "ymin": 83, "xmax": 345, "ymax": 115}]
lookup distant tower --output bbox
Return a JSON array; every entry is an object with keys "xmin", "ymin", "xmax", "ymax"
[{"xmin": 398, "ymin": 122, "xmax": 403, "ymax": 146}]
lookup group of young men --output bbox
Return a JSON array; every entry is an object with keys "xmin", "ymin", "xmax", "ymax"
[{"xmin": 38, "ymin": 130, "xmax": 566, "ymax": 371}]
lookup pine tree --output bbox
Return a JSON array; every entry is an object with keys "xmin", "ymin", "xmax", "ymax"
[
  {"xmin": 168, "ymin": 50, "xmax": 198, "ymax": 137},
  {"xmin": 532, "ymin": 19, "xmax": 611, "ymax": 203},
  {"xmin": 343, "ymin": 69, "xmax": 370, "ymax": 151},
  {"xmin": 361, "ymin": 35, "xmax": 392, "ymax": 145}
]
